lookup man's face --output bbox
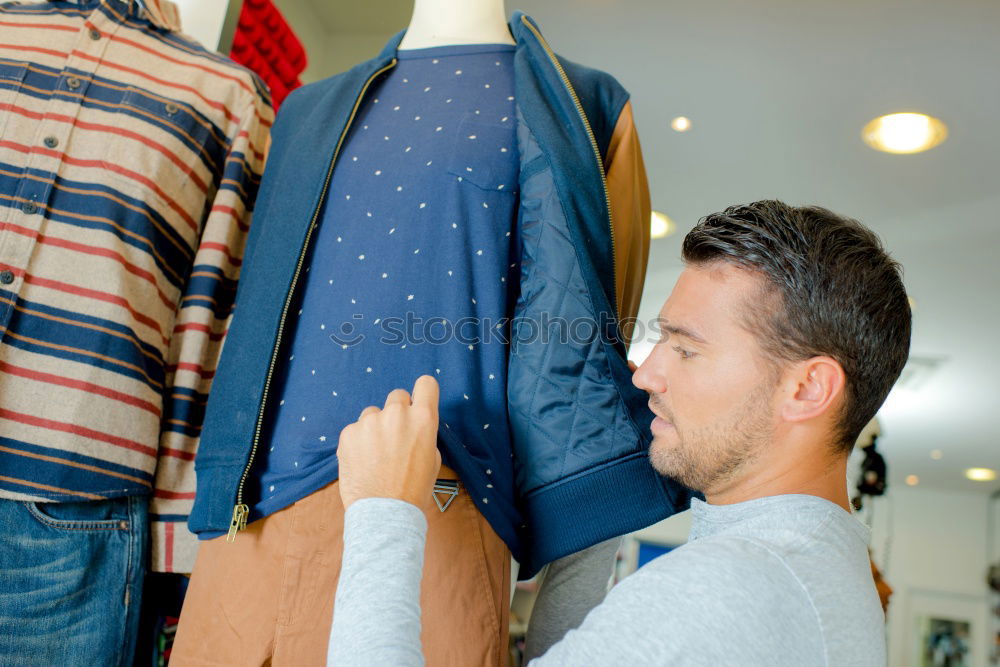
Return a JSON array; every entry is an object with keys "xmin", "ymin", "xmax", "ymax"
[{"xmin": 632, "ymin": 262, "xmax": 781, "ymax": 494}]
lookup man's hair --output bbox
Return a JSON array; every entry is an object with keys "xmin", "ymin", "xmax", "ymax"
[{"xmin": 681, "ymin": 200, "xmax": 911, "ymax": 452}]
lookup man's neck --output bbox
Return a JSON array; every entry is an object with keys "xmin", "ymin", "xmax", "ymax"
[
  {"xmin": 398, "ymin": 0, "xmax": 514, "ymax": 50},
  {"xmin": 705, "ymin": 448, "xmax": 852, "ymax": 512}
]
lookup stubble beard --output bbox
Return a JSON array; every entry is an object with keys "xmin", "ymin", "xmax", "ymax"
[{"xmin": 648, "ymin": 382, "xmax": 774, "ymax": 493}]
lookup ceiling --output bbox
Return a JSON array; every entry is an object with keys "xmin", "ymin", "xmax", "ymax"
[{"xmin": 273, "ymin": 0, "xmax": 1000, "ymax": 495}]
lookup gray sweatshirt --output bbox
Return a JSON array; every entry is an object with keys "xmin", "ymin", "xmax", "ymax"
[{"xmin": 328, "ymin": 494, "xmax": 887, "ymax": 666}]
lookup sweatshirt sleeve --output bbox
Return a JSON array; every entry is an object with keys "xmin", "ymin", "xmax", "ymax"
[
  {"xmin": 150, "ymin": 92, "xmax": 272, "ymax": 573},
  {"xmin": 328, "ymin": 498, "xmax": 429, "ymax": 667},
  {"xmin": 604, "ymin": 99, "xmax": 651, "ymax": 348}
]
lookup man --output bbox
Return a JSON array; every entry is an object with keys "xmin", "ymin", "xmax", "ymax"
[{"xmin": 328, "ymin": 200, "xmax": 910, "ymax": 665}]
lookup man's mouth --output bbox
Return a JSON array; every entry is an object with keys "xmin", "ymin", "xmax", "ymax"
[{"xmin": 648, "ymin": 400, "xmax": 674, "ymax": 426}]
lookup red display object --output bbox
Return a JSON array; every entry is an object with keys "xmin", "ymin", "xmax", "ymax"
[{"xmin": 230, "ymin": 0, "xmax": 307, "ymax": 109}]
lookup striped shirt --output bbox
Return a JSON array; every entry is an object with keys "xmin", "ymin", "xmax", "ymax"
[{"xmin": 0, "ymin": 0, "xmax": 272, "ymax": 572}]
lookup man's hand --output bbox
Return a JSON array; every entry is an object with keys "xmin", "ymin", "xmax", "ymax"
[{"xmin": 337, "ymin": 375, "xmax": 442, "ymax": 510}]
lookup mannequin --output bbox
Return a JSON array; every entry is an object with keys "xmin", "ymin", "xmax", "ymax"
[
  {"xmin": 175, "ymin": 3, "xmax": 655, "ymax": 665},
  {"xmin": 0, "ymin": 1, "xmax": 271, "ymax": 665},
  {"xmin": 177, "ymin": 3, "xmax": 523, "ymax": 665},
  {"xmin": 399, "ymin": 0, "xmax": 514, "ymax": 49}
]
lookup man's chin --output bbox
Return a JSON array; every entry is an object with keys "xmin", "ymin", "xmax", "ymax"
[
  {"xmin": 648, "ymin": 437, "xmax": 679, "ymax": 475},
  {"xmin": 649, "ymin": 438, "xmax": 703, "ymax": 490}
]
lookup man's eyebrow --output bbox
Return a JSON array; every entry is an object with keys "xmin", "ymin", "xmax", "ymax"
[{"xmin": 659, "ymin": 321, "xmax": 709, "ymax": 345}]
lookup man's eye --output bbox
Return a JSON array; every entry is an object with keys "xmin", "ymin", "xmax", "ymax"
[{"xmin": 672, "ymin": 346, "xmax": 695, "ymax": 360}]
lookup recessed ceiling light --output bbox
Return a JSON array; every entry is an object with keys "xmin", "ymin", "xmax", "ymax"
[
  {"xmin": 930, "ymin": 449, "xmax": 943, "ymax": 460},
  {"xmin": 862, "ymin": 112, "xmax": 947, "ymax": 154},
  {"xmin": 670, "ymin": 116, "xmax": 691, "ymax": 132},
  {"xmin": 965, "ymin": 467, "xmax": 997, "ymax": 482},
  {"xmin": 651, "ymin": 211, "xmax": 676, "ymax": 239},
  {"xmin": 905, "ymin": 475, "xmax": 919, "ymax": 486}
]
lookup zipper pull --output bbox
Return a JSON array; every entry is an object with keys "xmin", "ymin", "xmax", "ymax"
[{"xmin": 226, "ymin": 503, "xmax": 249, "ymax": 542}]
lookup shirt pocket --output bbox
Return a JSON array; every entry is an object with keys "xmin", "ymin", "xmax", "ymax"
[
  {"xmin": 102, "ymin": 86, "xmax": 217, "ymax": 201},
  {"xmin": 0, "ymin": 61, "xmax": 28, "ymax": 139},
  {"xmin": 447, "ymin": 114, "xmax": 518, "ymax": 194}
]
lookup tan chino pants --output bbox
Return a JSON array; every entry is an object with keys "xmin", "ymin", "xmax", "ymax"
[{"xmin": 172, "ymin": 467, "xmax": 510, "ymax": 666}]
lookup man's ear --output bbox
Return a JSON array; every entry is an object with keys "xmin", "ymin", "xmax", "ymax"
[{"xmin": 780, "ymin": 356, "xmax": 846, "ymax": 423}]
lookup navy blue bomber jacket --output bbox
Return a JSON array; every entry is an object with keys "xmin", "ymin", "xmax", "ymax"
[{"xmin": 188, "ymin": 12, "xmax": 694, "ymax": 577}]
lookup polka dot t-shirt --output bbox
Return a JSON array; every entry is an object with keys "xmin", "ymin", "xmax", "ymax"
[{"xmin": 248, "ymin": 44, "xmax": 520, "ymax": 520}]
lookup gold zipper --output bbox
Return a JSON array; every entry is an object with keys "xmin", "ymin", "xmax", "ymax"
[
  {"xmin": 227, "ymin": 58, "xmax": 399, "ymax": 542},
  {"xmin": 520, "ymin": 15, "xmax": 619, "ymax": 317}
]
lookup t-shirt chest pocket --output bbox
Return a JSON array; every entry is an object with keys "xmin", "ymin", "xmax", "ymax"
[{"xmin": 447, "ymin": 114, "xmax": 518, "ymax": 194}]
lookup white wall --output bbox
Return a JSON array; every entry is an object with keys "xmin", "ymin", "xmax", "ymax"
[
  {"xmin": 172, "ymin": 0, "xmax": 231, "ymax": 51},
  {"xmin": 273, "ymin": 0, "xmax": 395, "ymax": 83},
  {"xmin": 628, "ymin": 486, "xmax": 997, "ymax": 666}
]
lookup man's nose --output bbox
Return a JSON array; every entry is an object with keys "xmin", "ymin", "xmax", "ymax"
[{"xmin": 632, "ymin": 350, "xmax": 667, "ymax": 395}]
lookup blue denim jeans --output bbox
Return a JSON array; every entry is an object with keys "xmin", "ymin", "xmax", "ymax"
[{"xmin": 0, "ymin": 495, "xmax": 149, "ymax": 667}]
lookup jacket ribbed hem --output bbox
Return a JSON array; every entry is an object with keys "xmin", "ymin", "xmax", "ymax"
[
  {"xmin": 519, "ymin": 453, "xmax": 691, "ymax": 577},
  {"xmin": 187, "ymin": 464, "xmax": 243, "ymax": 536}
]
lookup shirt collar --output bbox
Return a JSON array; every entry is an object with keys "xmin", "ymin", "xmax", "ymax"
[{"xmin": 134, "ymin": 0, "xmax": 181, "ymax": 32}]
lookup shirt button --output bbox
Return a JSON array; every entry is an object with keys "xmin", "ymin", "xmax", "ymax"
[
  {"xmin": 165, "ymin": 102, "xmax": 179, "ymax": 115},
  {"xmin": 66, "ymin": 76, "xmax": 81, "ymax": 90},
  {"xmin": 43, "ymin": 136, "xmax": 58, "ymax": 149},
  {"xmin": 89, "ymin": 28, "xmax": 101, "ymax": 41},
  {"xmin": 0, "ymin": 270, "xmax": 13, "ymax": 285},
  {"xmin": 21, "ymin": 201, "xmax": 37, "ymax": 215}
]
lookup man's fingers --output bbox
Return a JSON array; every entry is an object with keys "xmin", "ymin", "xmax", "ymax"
[
  {"xmin": 358, "ymin": 405, "xmax": 380, "ymax": 420},
  {"xmin": 383, "ymin": 388, "xmax": 411, "ymax": 409},
  {"xmin": 411, "ymin": 375, "xmax": 439, "ymax": 410}
]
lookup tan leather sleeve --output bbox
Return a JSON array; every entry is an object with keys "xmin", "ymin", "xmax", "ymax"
[{"xmin": 604, "ymin": 100, "xmax": 651, "ymax": 348}]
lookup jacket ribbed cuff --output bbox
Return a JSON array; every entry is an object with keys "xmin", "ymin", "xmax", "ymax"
[{"xmin": 519, "ymin": 453, "xmax": 692, "ymax": 577}]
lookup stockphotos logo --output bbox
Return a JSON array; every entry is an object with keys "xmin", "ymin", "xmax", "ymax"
[{"xmin": 327, "ymin": 312, "xmax": 667, "ymax": 349}]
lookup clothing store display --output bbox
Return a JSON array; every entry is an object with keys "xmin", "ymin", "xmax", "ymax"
[
  {"xmin": 172, "ymin": 467, "xmax": 510, "ymax": 666},
  {"xmin": 189, "ymin": 11, "xmax": 694, "ymax": 577},
  {"xmin": 0, "ymin": 495, "xmax": 148, "ymax": 666},
  {"xmin": 237, "ymin": 43, "xmax": 520, "ymax": 530},
  {"xmin": 328, "ymin": 494, "xmax": 888, "ymax": 666},
  {"xmin": 0, "ymin": 0, "xmax": 272, "ymax": 576},
  {"xmin": 230, "ymin": 0, "xmax": 306, "ymax": 108}
]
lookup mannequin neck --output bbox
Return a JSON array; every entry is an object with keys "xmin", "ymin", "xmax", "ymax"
[{"xmin": 398, "ymin": 0, "xmax": 513, "ymax": 50}]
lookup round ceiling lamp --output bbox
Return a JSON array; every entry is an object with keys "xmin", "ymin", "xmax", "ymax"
[
  {"xmin": 670, "ymin": 116, "xmax": 691, "ymax": 132},
  {"xmin": 965, "ymin": 467, "xmax": 997, "ymax": 482},
  {"xmin": 862, "ymin": 112, "xmax": 948, "ymax": 154}
]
